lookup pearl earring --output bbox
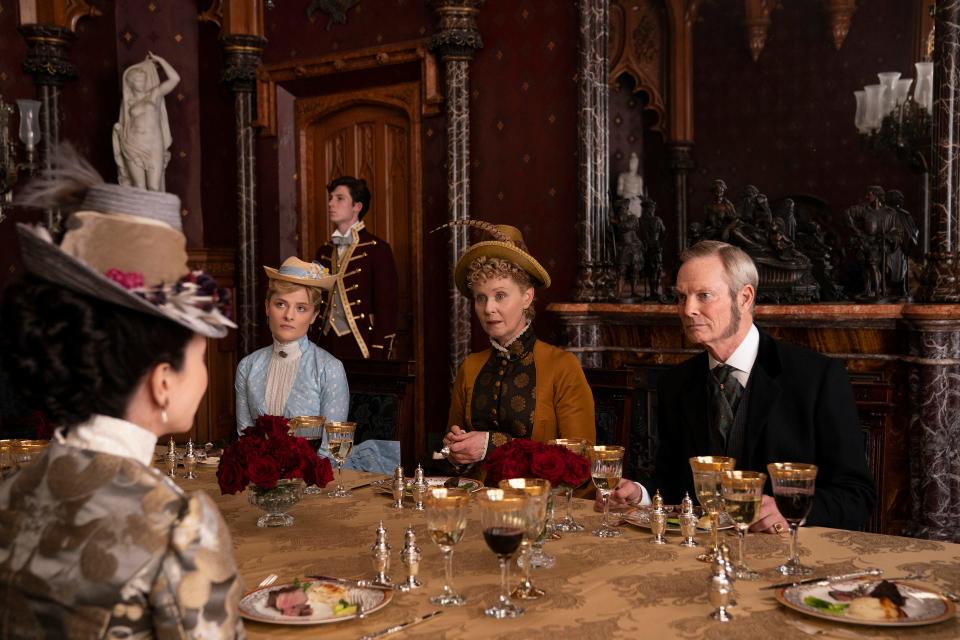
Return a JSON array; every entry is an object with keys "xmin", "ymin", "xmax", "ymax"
[{"xmin": 160, "ymin": 408, "xmax": 168, "ymax": 426}]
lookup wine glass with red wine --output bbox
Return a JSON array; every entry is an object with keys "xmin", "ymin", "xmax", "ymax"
[
  {"xmin": 476, "ymin": 488, "xmax": 530, "ymax": 619},
  {"xmin": 767, "ymin": 462, "xmax": 818, "ymax": 576}
]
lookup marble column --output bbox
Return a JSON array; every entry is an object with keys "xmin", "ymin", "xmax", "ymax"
[
  {"xmin": 918, "ymin": 0, "xmax": 960, "ymax": 302},
  {"xmin": 574, "ymin": 0, "xmax": 615, "ymax": 303},
  {"xmin": 19, "ymin": 24, "xmax": 77, "ymax": 232},
  {"xmin": 222, "ymin": 35, "xmax": 266, "ymax": 357},
  {"xmin": 668, "ymin": 142, "xmax": 694, "ymax": 256},
  {"xmin": 430, "ymin": 0, "xmax": 484, "ymax": 380},
  {"xmin": 902, "ymin": 305, "xmax": 960, "ymax": 541}
]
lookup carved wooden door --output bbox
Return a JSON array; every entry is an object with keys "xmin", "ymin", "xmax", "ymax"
[{"xmin": 296, "ymin": 84, "xmax": 422, "ymax": 362}]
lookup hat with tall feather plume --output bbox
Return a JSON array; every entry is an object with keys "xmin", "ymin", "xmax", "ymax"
[
  {"xmin": 434, "ymin": 220, "xmax": 551, "ymax": 296},
  {"xmin": 14, "ymin": 144, "xmax": 235, "ymax": 338}
]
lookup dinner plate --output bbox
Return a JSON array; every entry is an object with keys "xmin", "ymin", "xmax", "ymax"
[
  {"xmin": 371, "ymin": 476, "xmax": 481, "ymax": 495},
  {"xmin": 621, "ymin": 506, "xmax": 734, "ymax": 532},
  {"xmin": 776, "ymin": 577, "xmax": 955, "ymax": 627},
  {"xmin": 239, "ymin": 579, "xmax": 392, "ymax": 626}
]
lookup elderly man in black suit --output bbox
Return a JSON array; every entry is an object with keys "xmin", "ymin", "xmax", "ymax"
[{"xmin": 600, "ymin": 241, "xmax": 876, "ymax": 532}]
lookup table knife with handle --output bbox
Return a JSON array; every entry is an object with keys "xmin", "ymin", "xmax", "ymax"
[
  {"xmin": 759, "ymin": 568, "xmax": 883, "ymax": 591},
  {"xmin": 359, "ymin": 610, "xmax": 443, "ymax": 640}
]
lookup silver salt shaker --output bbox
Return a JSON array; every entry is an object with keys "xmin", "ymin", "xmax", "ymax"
[
  {"xmin": 165, "ymin": 436, "xmax": 177, "ymax": 477},
  {"xmin": 369, "ymin": 521, "xmax": 392, "ymax": 587},
  {"xmin": 183, "ymin": 439, "xmax": 198, "ymax": 479},
  {"xmin": 411, "ymin": 465, "xmax": 428, "ymax": 511},
  {"xmin": 650, "ymin": 490, "xmax": 667, "ymax": 544},
  {"xmin": 391, "ymin": 465, "xmax": 405, "ymax": 510},
  {"xmin": 679, "ymin": 492, "xmax": 699, "ymax": 547},
  {"xmin": 707, "ymin": 542, "xmax": 734, "ymax": 621},
  {"xmin": 398, "ymin": 526, "xmax": 423, "ymax": 591}
]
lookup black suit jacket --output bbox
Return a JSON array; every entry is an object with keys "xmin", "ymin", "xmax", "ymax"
[{"xmin": 645, "ymin": 330, "xmax": 876, "ymax": 530}]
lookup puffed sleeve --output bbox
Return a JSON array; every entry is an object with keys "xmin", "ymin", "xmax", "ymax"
[
  {"xmin": 553, "ymin": 352, "xmax": 596, "ymax": 444},
  {"xmin": 148, "ymin": 491, "xmax": 245, "ymax": 639},
  {"xmin": 317, "ymin": 354, "xmax": 349, "ymax": 422},
  {"xmin": 235, "ymin": 356, "xmax": 254, "ymax": 436}
]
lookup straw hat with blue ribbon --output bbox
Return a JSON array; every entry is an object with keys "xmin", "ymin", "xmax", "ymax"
[{"xmin": 264, "ymin": 257, "xmax": 336, "ymax": 290}]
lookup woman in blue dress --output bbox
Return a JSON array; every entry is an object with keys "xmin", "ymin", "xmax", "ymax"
[{"xmin": 235, "ymin": 257, "xmax": 349, "ymax": 433}]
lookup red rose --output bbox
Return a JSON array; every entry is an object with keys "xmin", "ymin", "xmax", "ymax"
[
  {"xmin": 530, "ymin": 447, "xmax": 567, "ymax": 486},
  {"xmin": 485, "ymin": 439, "xmax": 536, "ymax": 486},
  {"xmin": 216, "ymin": 452, "xmax": 247, "ymax": 495},
  {"xmin": 248, "ymin": 456, "xmax": 280, "ymax": 489},
  {"xmin": 561, "ymin": 451, "xmax": 591, "ymax": 487},
  {"xmin": 306, "ymin": 455, "xmax": 334, "ymax": 488}
]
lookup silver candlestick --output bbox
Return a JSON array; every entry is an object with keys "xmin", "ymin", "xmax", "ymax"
[
  {"xmin": 679, "ymin": 492, "xmax": 699, "ymax": 547},
  {"xmin": 369, "ymin": 521, "xmax": 392, "ymax": 587},
  {"xmin": 398, "ymin": 526, "xmax": 423, "ymax": 591}
]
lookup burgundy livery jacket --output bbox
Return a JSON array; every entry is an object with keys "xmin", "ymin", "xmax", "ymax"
[{"xmin": 315, "ymin": 222, "xmax": 399, "ymax": 360}]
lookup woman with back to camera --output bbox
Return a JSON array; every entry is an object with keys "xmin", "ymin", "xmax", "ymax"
[
  {"xmin": 0, "ymin": 148, "xmax": 243, "ymax": 637},
  {"xmin": 440, "ymin": 222, "xmax": 596, "ymax": 468}
]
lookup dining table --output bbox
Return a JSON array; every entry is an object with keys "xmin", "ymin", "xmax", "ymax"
[{"xmin": 176, "ymin": 465, "xmax": 960, "ymax": 639}]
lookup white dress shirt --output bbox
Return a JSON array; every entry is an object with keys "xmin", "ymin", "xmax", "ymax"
[{"xmin": 634, "ymin": 324, "xmax": 760, "ymax": 506}]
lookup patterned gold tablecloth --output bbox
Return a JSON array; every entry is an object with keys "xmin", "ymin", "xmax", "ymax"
[{"xmin": 176, "ymin": 467, "xmax": 960, "ymax": 639}]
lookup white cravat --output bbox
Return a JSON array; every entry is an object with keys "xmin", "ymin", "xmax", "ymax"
[
  {"xmin": 264, "ymin": 338, "xmax": 303, "ymax": 416},
  {"xmin": 58, "ymin": 414, "xmax": 158, "ymax": 467},
  {"xmin": 331, "ymin": 221, "xmax": 361, "ymax": 257}
]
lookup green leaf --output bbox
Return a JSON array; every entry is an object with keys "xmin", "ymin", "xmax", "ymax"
[{"xmin": 803, "ymin": 596, "xmax": 848, "ymax": 614}]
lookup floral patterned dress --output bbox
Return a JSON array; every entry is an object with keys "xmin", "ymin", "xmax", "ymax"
[{"xmin": 0, "ymin": 416, "xmax": 244, "ymax": 638}]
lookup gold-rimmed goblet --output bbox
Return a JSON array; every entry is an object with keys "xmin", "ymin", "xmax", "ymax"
[
  {"xmin": 289, "ymin": 415, "xmax": 326, "ymax": 494},
  {"xmin": 323, "ymin": 421, "xmax": 356, "ymax": 498},
  {"xmin": 477, "ymin": 488, "xmax": 530, "ymax": 619},
  {"xmin": 721, "ymin": 470, "xmax": 766, "ymax": 580},
  {"xmin": 499, "ymin": 478, "xmax": 551, "ymax": 600},
  {"xmin": 767, "ymin": 462, "xmax": 818, "ymax": 576},
  {"xmin": 689, "ymin": 455, "xmax": 736, "ymax": 562},
  {"xmin": 425, "ymin": 487, "xmax": 470, "ymax": 606},
  {"xmin": 548, "ymin": 438, "xmax": 589, "ymax": 533},
  {"xmin": 589, "ymin": 445, "xmax": 625, "ymax": 538}
]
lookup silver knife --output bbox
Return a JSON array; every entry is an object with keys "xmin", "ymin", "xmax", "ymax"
[
  {"xmin": 760, "ymin": 568, "xmax": 883, "ymax": 591},
  {"xmin": 359, "ymin": 610, "xmax": 443, "ymax": 640}
]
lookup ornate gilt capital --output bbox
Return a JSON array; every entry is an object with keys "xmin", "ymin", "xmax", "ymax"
[
  {"xmin": 429, "ymin": 0, "xmax": 485, "ymax": 60},
  {"xmin": 221, "ymin": 34, "xmax": 266, "ymax": 92},
  {"xmin": 18, "ymin": 24, "xmax": 77, "ymax": 86}
]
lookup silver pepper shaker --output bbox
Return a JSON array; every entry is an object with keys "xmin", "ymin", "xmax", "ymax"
[
  {"xmin": 650, "ymin": 490, "xmax": 667, "ymax": 544},
  {"xmin": 391, "ymin": 465, "xmax": 405, "ymax": 510},
  {"xmin": 411, "ymin": 465, "xmax": 428, "ymax": 511},
  {"xmin": 398, "ymin": 525, "xmax": 423, "ymax": 591},
  {"xmin": 165, "ymin": 436, "xmax": 177, "ymax": 477},
  {"xmin": 707, "ymin": 541, "xmax": 734, "ymax": 621},
  {"xmin": 679, "ymin": 492, "xmax": 699, "ymax": 547},
  {"xmin": 183, "ymin": 439, "xmax": 198, "ymax": 479},
  {"xmin": 370, "ymin": 521, "xmax": 392, "ymax": 587}
]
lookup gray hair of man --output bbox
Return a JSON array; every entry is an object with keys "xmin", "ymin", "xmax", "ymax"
[{"xmin": 678, "ymin": 240, "xmax": 759, "ymax": 312}]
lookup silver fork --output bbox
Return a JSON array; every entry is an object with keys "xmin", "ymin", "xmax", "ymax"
[
  {"xmin": 356, "ymin": 599, "xmax": 366, "ymax": 620},
  {"xmin": 257, "ymin": 573, "xmax": 279, "ymax": 589}
]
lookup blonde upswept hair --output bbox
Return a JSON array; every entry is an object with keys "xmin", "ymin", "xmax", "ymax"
[
  {"xmin": 465, "ymin": 256, "xmax": 536, "ymax": 321},
  {"xmin": 265, "ymin": 279, "xmax": 324, "ymax": 312}
]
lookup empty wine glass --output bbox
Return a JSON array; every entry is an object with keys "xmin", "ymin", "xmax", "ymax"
[
  {"xmin": 768, "ymin": 462, "xmax": 818, "ymax": 576},
  {"xmin": 548, "ymin": 437, "xmax": 589, "ymax": 533},
  {"xmin": 721, "ymin": 470, "xmax": 766, "ymax": 580},
  {"xmin": 324, "ymin": 421, "xmax": 356, "ymax": 498},
  {"xmin": 689, "ymin": 456, "xmax": 736, "ymax": 562},
  {"xmin": 425, "ymin": 487, "xmax": 470, "ymax": 606},
  {"xmin": 589, "ymin": 445, "xmax": 625, "ymax": 538},
  {"xmin": 477, "ymin": 488, "xmax": 529, "ymax": 619},
  {"xmin": 499, "ymin": 478, "xmax": 551, "ymax": 600},
  {"xmin": 290, "ymin": 415, "xmax": 326, "ymax": 494}
]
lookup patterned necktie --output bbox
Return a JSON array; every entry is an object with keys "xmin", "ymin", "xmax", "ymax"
[
  {"xmin": 330, "ymin": 236, "xmax": 352, "ymax": 246},
  {"xmin": 709, "ymin": 364, "xmax": 743, "ymax": 443}
]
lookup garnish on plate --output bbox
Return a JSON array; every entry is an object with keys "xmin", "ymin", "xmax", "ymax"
[{"xmin": 805, "ymin": 580, "xmax": 908, "ymax": 621}]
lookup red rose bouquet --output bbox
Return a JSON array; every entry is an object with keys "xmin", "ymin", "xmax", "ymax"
[
  {"xmin": 217, "ymin": 415, "xmax": 334, "ymax": 495},
  {"xmin": 484, "ymin": 438, "xmax": 591, "ymax": 488}
]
